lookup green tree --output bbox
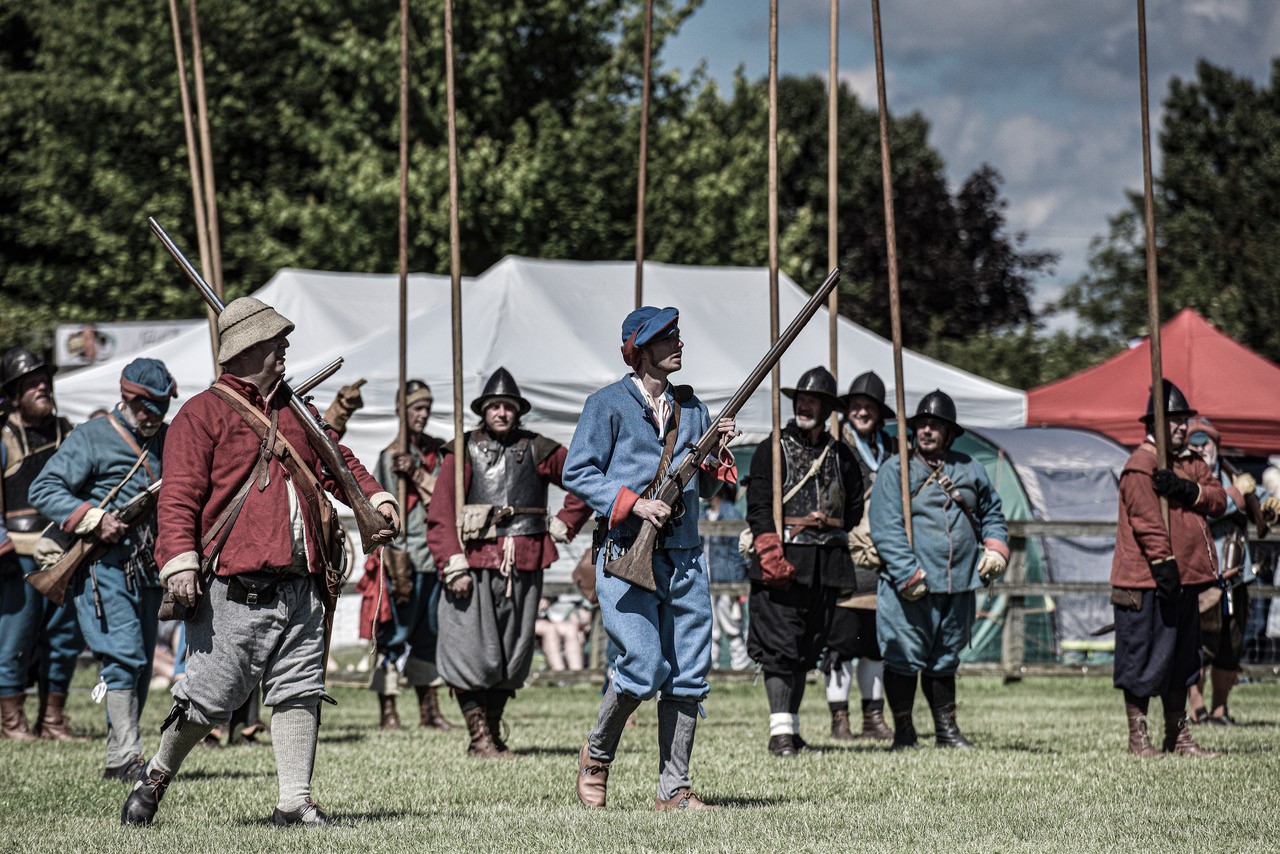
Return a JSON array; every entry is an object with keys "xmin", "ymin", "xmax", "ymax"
[{"xmin": 1058, "ymin": 58, "xmax": 1280, "ymax": 364}]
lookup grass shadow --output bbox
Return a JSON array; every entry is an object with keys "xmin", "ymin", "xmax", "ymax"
[
  {"xmin": 233, "ymin": 808, "xmax": 423, "ymax": 827},
  {"xmin": 709, "ymin": 794, "xmax": 795, "ymax": 808},
  {"xmin": 180, "ymin": 769, "xmax": 264, "ymax": 781},
  {"xmin": 511, "ymin": 745, "xmax": 578, "ymax": 758}
]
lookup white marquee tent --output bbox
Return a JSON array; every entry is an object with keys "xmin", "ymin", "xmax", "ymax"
[{"xmin": 55, "ymin": 256, "xmax": 1028, "ymax": 474}]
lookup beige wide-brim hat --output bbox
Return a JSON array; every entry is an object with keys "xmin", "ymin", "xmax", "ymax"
[{"xmin": 217, "ymin": 297, "xmax": 295, "ymax": 365}]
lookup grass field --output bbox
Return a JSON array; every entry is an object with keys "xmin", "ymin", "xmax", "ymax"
[{"xmin": 1, "ymin": 668, "xmax": 1277, "ymax": 853}]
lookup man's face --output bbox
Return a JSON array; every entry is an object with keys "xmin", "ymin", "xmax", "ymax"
[
  {"xmin": 846, "ymin": 394, "xmax": 881, "ymax": 437},
  {"xmin": 15, "ymin": 371, "xmax": 54, "ymax": 422},
  {"xmin": 484, "ymin": 399, "xmax": 518, "ymax": 437},
  {"xmin": 124, "ymin": 395, "xmax": 163, "ymax": 437},
  {"xmin": 794, "ymin": 392, "xmax": 825, "ymax": 432},
  {"xmin": 1167, "ymin": 415, "xmax": 1190, "ymax": 451},
  {"xmin": 238, "ymin": 334, "xmax": 289, "ymax": 380},
  {"xmin": 405, "ymin": 399, "xmax": 431, "ymax": 434},
  {"xmin": 914, "ymin": 416, "xmax": 950, "ymax": 457},
  {"xmin": 1190, "ymin": 436, "xmax": 1217, "ymax": 468},
  {"xmin": 642, "ymin": 332, "xmax": 683, "ymax": 374}
]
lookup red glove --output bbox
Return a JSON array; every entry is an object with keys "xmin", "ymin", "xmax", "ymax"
[{"xmin": 754, "ymin": 532, "xmax": 795, "ymax": 589}]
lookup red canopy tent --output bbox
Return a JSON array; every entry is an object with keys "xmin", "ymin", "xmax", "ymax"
[{"xmin": 1027, "ymin": 309, "xmax": 1280, "ymax": 455}]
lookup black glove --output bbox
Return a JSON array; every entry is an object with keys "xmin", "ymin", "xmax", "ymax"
[
  {"xmin": 1150, "ymin": 558, "xmax": 1181, "ymax": 601},
  {"xmin": 1151, "ymin": 469, "xmax": 1199, "ymax": 506}
]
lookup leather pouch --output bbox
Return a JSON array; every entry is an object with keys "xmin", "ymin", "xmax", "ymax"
[
  {"xmin": 1109, "ymin": 586, "xmax": 1143, "ymax": 611},
  {"xmin": 382, "ymin": 547, "xmax": 414, "ymax": 606}
]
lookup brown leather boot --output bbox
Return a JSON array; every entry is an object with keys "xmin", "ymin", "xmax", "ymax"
[
  {"xmin": 830, "ymin": 708, "xmax": 853, "ymax": 740},
  {"xmin": 861, "ymin": 707, "xmax": 894, "ymax": 741},
  {"xmin": 1125, "ymin": 703, "xmax": 1161, "ymax": 757},
  {"xmin": 576, "ymin": 743, "xmax": 610, "ymax": 808},
  {"xmin": 1163, "ymin": 715, "xmax": 1218, "ymax": 758},
  {"xmin": 462, "ymin": 706, "xmax": 502, "ymax": 758},
  {"xmin": 654, "ymin": 788, "xmax": 720, "ymax": 811},
  {"xmin": 35, "ymin": 692, "xmax": 85, "ymax": 742},
  {"xmin": 378, "ymin": 694, "xmax": 401, "ymax": 729},
  {"xmin": 417, "ymin": 685, "xmax": 455, "ymax": 731},
  {"xmin": 0, "ymin": 694, "xmax": 37, "ymax": 742},
  {"xmin": 486, "ymin": 709, "xmax": 512, "ymax": 755}
]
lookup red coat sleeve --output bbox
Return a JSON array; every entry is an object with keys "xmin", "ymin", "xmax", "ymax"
[
  {"xmin": 426, "ymin": 452, "xmax": 466, "ymax": 568},
  {"xmin": 1119, "ymin": 467, "xmax": 1171, "ymax": 564}
]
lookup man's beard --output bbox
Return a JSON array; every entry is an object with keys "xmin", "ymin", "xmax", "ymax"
[
  {"xmin": 136, "ymin": 421, "xmax": 162, "ymax": 438},
  {"xmin": 795, "ymin": 414, "xmax": 817, "ymax": 431}
]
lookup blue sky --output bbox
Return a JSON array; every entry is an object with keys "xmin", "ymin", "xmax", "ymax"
[{"xmin": 660, "ymin": 0, "xmax": 1279, "ymax": 325}]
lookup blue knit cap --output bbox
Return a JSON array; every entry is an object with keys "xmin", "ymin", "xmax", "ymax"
[{"xmin": 120, "ymin": 358, "xmax": 178, "ymax": 417}]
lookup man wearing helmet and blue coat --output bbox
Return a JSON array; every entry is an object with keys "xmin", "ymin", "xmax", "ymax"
[{"xmin": 869, "ymin": 389, "xmax": 1008, "ymax": 751}]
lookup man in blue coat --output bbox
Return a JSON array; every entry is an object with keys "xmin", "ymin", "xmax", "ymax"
[
  {"xmin": 30, "ymin": 358, "xmax": 175, "ymax": 779},
  {"xmin": 869, "ymin": 390, "xmax": 1008, "ymax": 750},
  {"xmin": 564, "ymin": 305, "xmax": 735, "ymax": 811}
]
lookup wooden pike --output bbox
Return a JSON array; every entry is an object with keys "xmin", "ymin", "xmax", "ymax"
[
  {"xmin": 187, "ymin": 0, "xmax": 223, "ymax": 299},
  {"xmin": 827, "ymin": 0, "xmax": 840, "ymax": 437},
  {"xmin": 165, "ymin": 0, "xmax": 217, "ymax": 370},
  {"xmin": 871, "ymin": 0, "xmax": 912, "ymax": 545},
  {"xmin": 397, "ymin": 0, "xmax": 410, "ymax": 518},
  {"xmin": 445, "ymin": 0, "xmax": 465, "ymax": 519},
  {"xmin": 634, "ymin": 0, "xmax": 653, "ymax": 310},
  {"xmin": 1136, "ymin": 0, "xmax": 1170, "ymax": 527},
  {"xmin": 768, "ymin": 0, "xmax": 783, "ymax": 536}
]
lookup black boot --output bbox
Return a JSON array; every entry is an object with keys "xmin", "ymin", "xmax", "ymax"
[
  {"xmin": 931, "ymin": 704, "xmax": 974, "ymax": 749},
  {"xmin": 884, "ymin": 669, "xmax": 919, "ymax": 751},
  {"xmin": 121, "ymin": 766, "xmax": 170, "ymax": 826}
]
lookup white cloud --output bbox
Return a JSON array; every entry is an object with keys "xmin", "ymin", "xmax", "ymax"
[{"xmin": 836, "ymin": 64, "xmax": 881, "ymax": 106}]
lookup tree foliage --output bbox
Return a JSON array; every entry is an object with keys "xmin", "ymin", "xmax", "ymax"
[
  {"xmin": 1059, "ymin": 58, "xmax": 1280, "ymax": 364},
  {"xmin": 0, "ymin": 0, "xmax": 1053, "ymax": 384}
]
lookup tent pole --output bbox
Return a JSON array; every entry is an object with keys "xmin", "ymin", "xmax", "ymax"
[
  {"xmin": 768, "ymin": 0, "xmax": 783, "ymax": 536},
  {"xmin": 1136, "ymin": 0, "xmax": 1169, "ymax": 527},
  {"xmin": 165, "ymin": 0, "xmax": 217, "ymax": 372},
  {"xmin": 827, "ymin": 0, "xmax": 840, "ymax": 438},
  {"xmin": 445, "ymin": 0, "xmax": 465, "ymax": 521},
  {"xmin": 634, "ymin": 0, "xmax": 653, "ymax": 310},
  {"xmin": 872, "ymin": 0, "xmax": 912, "ymax": 546},
  {"xmin": 396, "ymin": 0, "xmax": 410, "ymax": 516},
  {"xmin": 187, "ymin": 0, "xmax": 223, "ymax": 300}
]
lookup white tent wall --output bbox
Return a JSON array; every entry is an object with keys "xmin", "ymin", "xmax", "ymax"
[{"xmin": 53, "ymin": 257, "xmax": 1028, "ymax": 597}]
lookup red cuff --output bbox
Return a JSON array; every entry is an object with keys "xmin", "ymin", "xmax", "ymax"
[
  {"xmin": 62, "ymin": 501, "xmax": 94, "ymax": 534},
  {"xmin": 0, "ymin": 540, "xmax": 14, "ymax": 557},
  {"xmin": 700, "ymin": 447, "xmax": 738, "ymax": 485},
  {"xmin": 611, "ymin": 486, "xmax": 640, "ymax": 529},
  {"xmin": 900, "ymin": 567, "xmax": 925, "ymax": 593},
  {"xmin": 983, "ymin": 538, "xmax": 1010, "ymax": 562}
]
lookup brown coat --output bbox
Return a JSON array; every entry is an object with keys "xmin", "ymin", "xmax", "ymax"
[{"xmin": 1110, "ymin": 442, "xmax": 1225, "ymax": 588}]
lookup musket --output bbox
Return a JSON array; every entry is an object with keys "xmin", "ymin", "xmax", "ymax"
[
  {"xmin": 24, "ymin": 359, "xmax": 345, "ymax": 605},
  {"xmin": 28, "ymin": 482, "xmax": 163, "ymax": 605},
  {"xmin": 607, "ymin": 267, "xmax": 841, "ymax": 591},
  {"xmin": 148, "ymin": 216, "xmax": 392, "ymax": 552}
]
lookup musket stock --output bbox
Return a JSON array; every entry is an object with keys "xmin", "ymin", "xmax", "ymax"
[
  {"xmin": 148, "ymin": 217, "xmax": 391, "ymax": 552},
  {"xmin": 605, "ymin": 267, "xmax": 841, "ymax": 591},
  {"xmin": 26, "ymin": 481, "xmax": 163, "ymax": 605}
]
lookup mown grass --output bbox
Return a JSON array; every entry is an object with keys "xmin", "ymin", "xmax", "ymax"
[{"xmin": 0, "ymin": 669, "xmax": 1276, "ymax": 853}]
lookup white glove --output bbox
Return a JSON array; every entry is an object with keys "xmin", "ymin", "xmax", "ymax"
[
  {"xmin": 977, "ymin": 548, "xmax": 1008, "ymax": 583},
  {"xmin": 1263, "ymin": 495, "xmax": 1280, "ymax": 516},
  {"xmin": 1232, "ymin": 473, "xmax": 1257, "ymax": 496},
  {"xmin": 442, "ymin": 552, "xmax": 470, "ymax": 584},
  {"xmin": 548, "ymin": 515, "xmax": 571, "ymax": 544}
]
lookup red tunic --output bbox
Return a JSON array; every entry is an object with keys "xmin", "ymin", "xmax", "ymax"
[
  {"xmin": 1110, "ymin": 442, "xmax": 1226, "ymax": 588},
  {"xmin": 156, "ymin": 374, "xmax": 390, "ymax": 578},
  {"xmin": 425, "ymin": 435, "xmax": 591, "ymax": 573}
]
